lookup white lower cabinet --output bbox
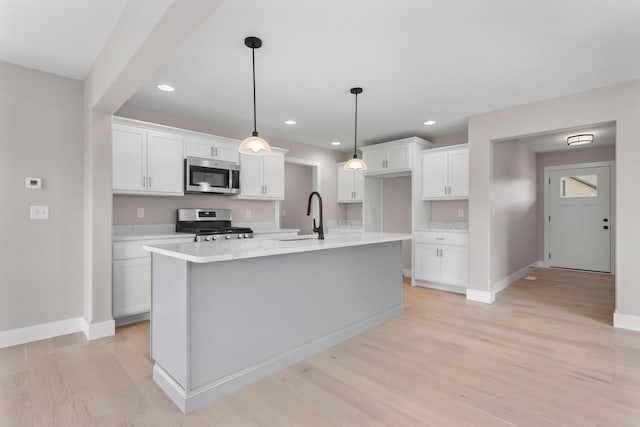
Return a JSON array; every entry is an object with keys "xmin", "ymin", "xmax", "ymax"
[
  {"xmin": 112, "ymin": 235, "xmax": 194, "ymax": 319},
  {"xmin": 113, "ymin": 258, "xmax": 151, "ymax": 317},
  {"xmin": 414, "ymin": 231, "xmax": 468, "ymax": 288}
]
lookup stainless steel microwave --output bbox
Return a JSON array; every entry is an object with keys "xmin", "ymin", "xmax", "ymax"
[{"xmin": 184, "ymin": 157, "xmax": 240, "ymax": 195}]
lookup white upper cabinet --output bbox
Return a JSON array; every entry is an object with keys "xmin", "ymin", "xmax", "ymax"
[
  {"xmin": 147, "ymin": 131, "xmax": 184, "ymax": 194},
  {"xmin": 422, "ymin": 145, "xmax": 469, "ymax": 200},
  {"xmin": 237, "ymin": 148, "xmax": 288, "ymax": 200},
  {"xmin": 113, "ymin": 125, "xmax": 147, "ymax": 192},
  {"xmin": 337, "ymin": 162, "xmax": 365, "ymax": 203},
  {"xmin": 359, "ymin": 137, "xmax": 431, "ymax": 175},
  {"xmin": 112, "ymin": 124, "xmax": 184, "ymax": 196},
  {"xmin": 184, "ymin": 134, "xmax": 239, "ymax": 164}
]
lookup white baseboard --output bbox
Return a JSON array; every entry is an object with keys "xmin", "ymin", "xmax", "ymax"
[
  {"xmin": 154, "ymin": 305, "xmax": 404, "ymax": 413},
  {"xmin": 493, "ymin": 262, "xmax": 539, "ymax": 295},
  {"xmin": 613, "ymin": 312, "xmax": 640, "ymax": 332},
  {"xmin": 81, "ymin": 318, "xmax": 115, "ymax": 340},
  {"xmin": 466, "ymin": 289, "xmax": 494, "ymax": 304},
  {"xmin": 402, "ymin": 268, "xmax": 412, "ymax": 278},
  {"xmin": 0, "ymin": 317, "xmax": 85, "ymax": 349}
]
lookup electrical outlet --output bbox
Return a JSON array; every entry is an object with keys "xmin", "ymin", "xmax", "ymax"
[
  {"xmin": 281, "ymin": 209, "xmax": 287, "ymax": 217},
  {"xmin": 30, "ymin": 205, "xmax": 49, "ymax": 220},
  {"xmin": 137, "ymin": 208, "xmax": 144, "ymax": 218},
  {"xmin": 457, "ymin": 209, "xmax": 465, "ymax": 218},
  {"xmin": 245, "ymin": 209, "xmax": 251, "ymax": 218}
]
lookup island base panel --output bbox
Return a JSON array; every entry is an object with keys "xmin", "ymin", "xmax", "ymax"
[{"xmin": 151, "ymin": 241, "xmax": 404, "ymax": 413}]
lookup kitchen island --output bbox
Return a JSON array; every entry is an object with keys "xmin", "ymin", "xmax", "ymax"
[{"xmin": 144, "ymin": 232, "xmax": 411, "ymax": 413}]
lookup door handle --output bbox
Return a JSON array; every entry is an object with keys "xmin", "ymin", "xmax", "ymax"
[
  {"xmin": 603, "ymin": 225, "xmax": 609, "ymax": 230},
  {"xmin": 603, "ymin": 218, "xmax": 608, "ymax": 222}
]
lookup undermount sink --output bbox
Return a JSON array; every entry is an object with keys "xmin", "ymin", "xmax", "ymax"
[{"xmin": 277, "ymin": 235, "xmax": 319, "ymax": 241}]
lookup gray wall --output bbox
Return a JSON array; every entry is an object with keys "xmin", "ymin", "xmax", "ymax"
[
  {"xmin": 382, "ymin": 176, "xmax": 412, "ymax": 270},
  {"xmin": 536, "ymin": 145, "xmax": 615, "ymax": 261},
  {"xmin": 282, "ymin": 162, "xmax": 313, "ymax": 234},
  {"xmin": 491, "ymin": 140, "xmax": 538, "ymax": 284},
  {"xmin": 0, "ymin": 61, "xmax": 84, "ymax": 330},
  {"xmin": 468, "ymin": 79, "xmax": 640, "ymax": 322}
]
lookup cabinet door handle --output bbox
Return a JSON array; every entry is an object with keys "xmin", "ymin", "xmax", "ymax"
[
  {"xmin": 142, "ymin": 176, "xmax": 146, "ymax": 187},
  {"xmin": 211, "ymin": 146, "xmax": 214, "ymax": 157},
  {"xmin": 148, "ymin": 177, "xmax": 152, "ymax": 188},
  {"xmin": 215, "ymin": 147, "xmax": 218, "ymax": 157},
  {"xmin": 436, "ymin": 237, "xmax": 444, "ymax": 240}
]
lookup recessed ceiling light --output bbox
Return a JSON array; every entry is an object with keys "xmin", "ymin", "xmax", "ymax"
[
  {"xmin": 285, "ymin": 120, "xmax": 296, "ymax": 125},
  {"xmin": 423, "ymin": 120, "xmax": 437, "ymax": 126},
  {"xmin": 331, "ymin": 141, "xmax": 341, "ymax": 146},
  {"xmin": 156, "ymin": 84, "xmax": 175, "ymax": 92}
]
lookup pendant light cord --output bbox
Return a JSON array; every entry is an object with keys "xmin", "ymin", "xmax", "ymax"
[
  {"xmin": 252, "ymin": 47, "xmax": 257, "ymax": 135},
  {"xmin": 353, "ymin": 92, "xmax": 358, "ymax": 157}
]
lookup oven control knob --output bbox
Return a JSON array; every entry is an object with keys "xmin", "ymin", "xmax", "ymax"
[
  {"xmin": 204, "ymin": 236, "xmax": 212, "ymax": 241},
  {"xmin": 238, "ymin": 234, "xmax": 244, "ymax": 239},
  {"xmin": 212, "ymin": 235, "xmax": 218, "ymax": 241},
  {"xmin": 225, "ymin": 235, "xmax": 231, "ymax": 240},
  {"xmin": 245, "ymin": 234, "xmax": 251, "ymax": 239}
]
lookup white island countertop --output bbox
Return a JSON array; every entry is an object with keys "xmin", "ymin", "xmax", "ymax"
[{"xmin": 144, "ymin": 232, "xmax": 411, "ymax": 263}]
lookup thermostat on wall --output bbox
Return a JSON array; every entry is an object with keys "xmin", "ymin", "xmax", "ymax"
[{"xmin": 25, "ymin": 177, "xmax": 42, "ymax": 189}]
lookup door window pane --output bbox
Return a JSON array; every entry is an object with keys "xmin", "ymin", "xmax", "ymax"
[{"xmin": 560, "ymin": 175, "xmax": 597, "ymax": 198}]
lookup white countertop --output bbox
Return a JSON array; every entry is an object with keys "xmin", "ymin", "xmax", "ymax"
[
  {"xmin": 252, "ymin": 228, "xmax": 300, "ymax": 235},
  {"xmin": 414, "ymin": 228, "xmax": 468, "ymax": 234},
  {"xmin": 112, "ymin": 225, "xmax": 195, "ymax": 241},
  {"xmin": 144, "ymin": 232, "xmax": 411, "ymax": 263}
]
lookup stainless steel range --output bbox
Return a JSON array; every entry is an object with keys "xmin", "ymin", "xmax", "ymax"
[{"xmin": 176, "ymin": 208, "xmax": 253, "ymax": 242}]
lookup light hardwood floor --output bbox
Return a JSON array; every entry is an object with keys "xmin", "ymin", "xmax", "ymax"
[{"xmin": 2, "ymin": 268, "xmax": 639, "ymax": 426}]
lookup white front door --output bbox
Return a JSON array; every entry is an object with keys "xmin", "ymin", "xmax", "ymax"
[{"xmin": 548, "ymin": 166, "xmax": 611, "ymax": 272}]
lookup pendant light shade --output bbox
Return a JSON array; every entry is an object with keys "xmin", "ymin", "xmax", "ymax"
[
  {"xmin": 344, "ymin": 87, "xmax": 367, "ymax": 170},
  {"xmin": 239, "ymin": 36, "xmax": 272, "ymax": 155}
]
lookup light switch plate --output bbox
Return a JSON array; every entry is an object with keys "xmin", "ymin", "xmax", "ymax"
[
  {"xmin": 25, "ymin": 177, "xmax": 42, "ymax": 189},
  {"xmin": 30, "ymin": 205, "xmax": 49, "ymax": 219},
  {"xmin": 457, "ymin": 209, "xmax": 465, "ymax": 218},
  {"xmin": 137, "ymin": 208, "xmax": 144, "ymax": 218}
]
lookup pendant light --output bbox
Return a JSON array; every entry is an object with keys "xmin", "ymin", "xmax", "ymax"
[
  {"xmin": 344, "ymin": 87, "xmax": 367, "ymax": 170},
  {"xmin": 238, "ymin": 36, "xmax": 272, "ymax": 155}
]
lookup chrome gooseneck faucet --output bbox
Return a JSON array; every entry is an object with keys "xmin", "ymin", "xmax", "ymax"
[{"xmin": 306, "ymin": 191, "xmax": 324, "ymax": 240}]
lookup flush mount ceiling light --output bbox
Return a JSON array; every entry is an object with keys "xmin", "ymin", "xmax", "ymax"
[
  {"xmin": 567, "ymin": 134, "xmax": 594, "ymax": 146},
  {"xmin": 238, "ymin": 36, "xmax": 272, "ymax": 155},
  {"xmin": 331, "ymin": 141, "xmax": 341, "ymax": 146},
  {"xmin": 156, "ymin": 84, "xmax": 175, "ymax": 92},
  {"xmin": 284, "ymin": 120, "xmax": 296, "ymax": 125},
  {"xmin": 344, "ymin": 87, "xmax": 367, "ymax": 171},
  {"xmin": 423, "ymin": 120, "xmax": 437, "ymax": 126}
]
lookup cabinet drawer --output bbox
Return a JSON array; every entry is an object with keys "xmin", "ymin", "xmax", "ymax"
[
  {"xmin": 113, "ymin": 237, "xmax": 194, "ymax": 260},
  {"xmin": 414, "ymin": 232, "xmax": 468, "ymax": 246}
]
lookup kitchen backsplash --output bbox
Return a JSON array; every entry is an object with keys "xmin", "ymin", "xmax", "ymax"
[
  {"xmin": 431, "ymin": 200, "xmax": 469, "ymax": 222},
  {"xmin": 113, "ymin": 194, "xmax": 276, "ymax": 225}
]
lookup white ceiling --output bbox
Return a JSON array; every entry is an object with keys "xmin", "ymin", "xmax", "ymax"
[
  {"xmin": 0, "ymin": 0, "xmax": 128, "ymax": 80},
  {"xmin": 510, "ymin": 122, "xmax": 616, "ymax": 153},
  {"xmin": 2, "ymin": 1, "xmax": 639, "ymax": 152}
]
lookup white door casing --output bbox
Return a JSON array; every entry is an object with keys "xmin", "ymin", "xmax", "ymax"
[{"xmin": 547, "ymin": 164, "xmax": 612, "ymax": 273}]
